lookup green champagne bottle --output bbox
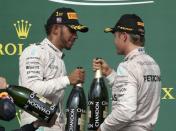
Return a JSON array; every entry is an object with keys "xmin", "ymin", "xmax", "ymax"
[
  {"xmin": 0, "ymin": 85, "xmax": 57, "ymax": 122},
  {"xmin": 88, "ymin": 69, "xmax": 109, "ymax": 130}
]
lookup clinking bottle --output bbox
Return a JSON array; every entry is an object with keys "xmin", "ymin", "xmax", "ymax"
[
  {"xmin": 65, "ymin": 82, "xmax": 87, "ymax": 131},
  {"xmin": 0, "ymin": 85, "xmax": 57, "ymax": 122},
  {"xmin": 88, "ymin": 67, "xmax": 109, "ymax": 130}
]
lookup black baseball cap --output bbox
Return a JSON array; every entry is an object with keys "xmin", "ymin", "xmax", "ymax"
[
  {"xmin": 46, "ymin": 7, "xmax": 88, "ymax": 33},
  {"xmin": 0, "ymin": 98, "xmax": 16, "ymax": 121},
  {"xmin": 104, "ymin": 14, "xmax": 145, "ymax": 36}
]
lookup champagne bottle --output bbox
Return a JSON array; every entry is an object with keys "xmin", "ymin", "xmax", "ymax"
[
  {"xmin": 0, "ymin": 85, "xmax": 57, "ymax": 122},
  {"xmin": 65, "ymin": 82, "xmax": 87, "ymax": 131},
  {"xmin": 88, "ymin": 68, "xmax": 109, "ymax": 130}
]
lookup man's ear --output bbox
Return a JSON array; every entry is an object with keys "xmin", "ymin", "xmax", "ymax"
[
  {"xmin": 123, "ymin": 32, "xmax": 128, "ymax": 42},
  {"xmin": 51, "ymin": 24, "xmax": 60, "ymax": 35}
]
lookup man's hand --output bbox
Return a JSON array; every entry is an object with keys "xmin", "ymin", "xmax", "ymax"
[
  {"xmin": 93, "ymin": 58, "xmax": 112, "ymax": 77},
  {"xmin": 32, "ymin": 114, "xmax": 58, "ymax": 128},
  {"xmin": 97, "ymin": 127, "xmax": 101, "ymax": 131},
  {"xmin": 68, "ymin": 68, "xmax": 85, "ymax": 85},
  {"xmin": 0, "ymin": 77, "xmax": 7, "ymax": 89}
]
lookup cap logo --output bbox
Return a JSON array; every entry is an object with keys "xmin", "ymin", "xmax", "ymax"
[
  {"xmin": 118, "ymin": 26, "xmax": 133, "ymax": 31},
  {"xmin": 56, "ymin": 12, "xmax": 63, "ymax": 16},
  {"xmin": 67, "ymin": 12, "xmax": 78, "ymax": 19},
  {"xmin": 137, "ymin": 22, "xmax": 144, "ymax": 27},
  {"xmin": 104, "ymin": 28, "xmax": 113, "ymax": 33},
  {"xmin": 0, "ymin": 92, "xmax": 9, "ymax": 98},
  {"xmin": 70, "ymin": 25, "xmax": 84, "ymax": 30},
  {"xmin": 56, "ymin": 17, "xmax": 62, "ymax": 23}
]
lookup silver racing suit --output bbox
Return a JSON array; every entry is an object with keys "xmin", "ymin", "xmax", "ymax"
[
  {"xmin": 100, "ymin": 47, "xmax": 161, "ymax": 131},
  {"xmin": 19, "ymin": 38, "xmax": 70, "ymax": 131}
]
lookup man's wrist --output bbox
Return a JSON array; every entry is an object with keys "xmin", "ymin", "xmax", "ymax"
[
  {"xmin": 104, "ymin": 68, "xmax": 112, "ymax": 77},
  {"xmin": 32, "ymin": 121, "xmax": 40, "ymax": 129}
]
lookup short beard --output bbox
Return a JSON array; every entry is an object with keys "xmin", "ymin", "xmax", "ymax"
[{"xmin": 59, "ymin": 27, "xmax": 71, "ymax": 50}]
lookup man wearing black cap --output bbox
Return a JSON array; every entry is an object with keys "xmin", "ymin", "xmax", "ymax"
[
  {"xmin": 19, "ymin": 7, "xmax": 88, "ymax": 131},
  {"xmin": 93, "ymin": 14, "xmax": 161, "ymax": 131}
]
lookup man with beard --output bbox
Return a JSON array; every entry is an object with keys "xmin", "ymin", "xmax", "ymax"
[
  {"xmin": 19, "ymin": 7, "xmax": 88, "ymax": 131},
  {"xmin": 93, "ymin": 14, "xmax": 161, "ymax": 131}
]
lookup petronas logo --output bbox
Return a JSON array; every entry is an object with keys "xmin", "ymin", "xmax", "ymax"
[
  {"xmin": 14, "ymin": 20, "xmax": 32, "ymax": 39},
  {"xmin": 49, "ymin": 0, "xmax": 154, "ymax": 6}
]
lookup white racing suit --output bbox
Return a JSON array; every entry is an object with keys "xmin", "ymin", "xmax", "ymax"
[
  {"xmin": 19, "ymin": 38, "xmax": 70, "ymax": 131},
  {"xmin": 100, "ymin": 47, "xmax": 161, "ymax": 131}
]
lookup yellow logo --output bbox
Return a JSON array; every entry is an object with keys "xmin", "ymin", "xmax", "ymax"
[
  {"xmin": 56, "ymin": 12, "xmax": 63, "ymax": 16},
  {"xmin": 14, "ymin": 20, "xmax": 32, "ymax": 39},
  {"xmin": 104, "ymin": 28, "xmax": 113, "ymax": 33},
  {"xmin": 118, "ymin": 26, "xmax": 133, "ymax": 31},
  {"xmin": 67, "ymin": 12, "xmax": 78, "ymax": 20},
  {"xmin": 137, "ymin": 22, "xmax": 144, "ymax": 27},
  {"xmin": 70, "ymin": 25, "xmax": 85, "ymax": 30}
]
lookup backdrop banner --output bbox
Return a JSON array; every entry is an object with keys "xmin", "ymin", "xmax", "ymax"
[{"xmin": 0, "ymin": 0, "xmax": 175, "ymax": 130}]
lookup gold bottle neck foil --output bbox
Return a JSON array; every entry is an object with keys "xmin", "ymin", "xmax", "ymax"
[
  {"xmin": 95, "ymin": 69, "xmax": 102, "ymax": 79},
  {"xmin": 76, "ymin": 83, "xmax": 83, "ymax": 88}
]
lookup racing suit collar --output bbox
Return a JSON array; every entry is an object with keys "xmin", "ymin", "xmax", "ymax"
[
  {"xmin": 124, "ymin": 47, "xmax": 145, "ymax": 61},
  {"xmin": 43, "ymin": 38, "xmax": 64, "ymax": 59}
]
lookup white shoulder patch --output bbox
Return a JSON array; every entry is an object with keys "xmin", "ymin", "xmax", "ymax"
[
  {"xmin": 22, "ymin": 44, "xmax": 40, "ymax": 57},
  {"xmin": 117, "ymin": 64, "xmax": 128, "ymax": 76},
  {"xmin": 30, "ymin": 47, "xmax": 38, "ymax": 56}
]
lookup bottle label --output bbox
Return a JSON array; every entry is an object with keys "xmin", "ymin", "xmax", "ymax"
[
  {"xmin": 78, "ymin": 113, "xmax": 86, "ymax": 131},
  {"xmin": 103, "ymin": 106, "xmax": 108, "ymax": 118},
  {"xmin": 95, "ymin": 69, "xmax": 102, "ymax": 79},
  {"xmin": 23, "ymin": 92, "xmax": 56, "ymax": 121},
  {"xmin": 65, "ymin": 108, "xmax": 86, "ymax": 131},
  {"xmin": 87, "ymin": 100, "xmax": 108, "ymax": 130},
  {"xmin": 36, "ymin": 94, "xmax": 52, "ymax": 105}
]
